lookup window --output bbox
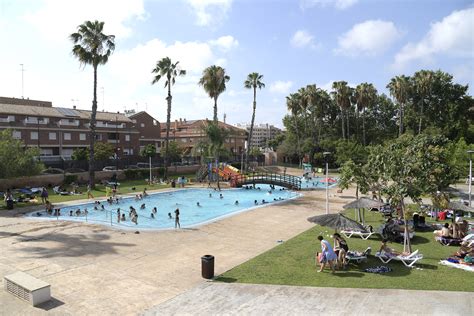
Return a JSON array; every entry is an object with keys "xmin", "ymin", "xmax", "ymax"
[
  {"xmin": 12, "ymin": 131, "xmax": 21, "ymax": 139},
  {"xmin": 80, "ymin": 133, "xmax": 86, "ymax": 141},
  {"xmin": 141, "ymin": 123, "xmax": 145, "ymax": 127},
  {"xmin": 153, "ymin": 120, "xmax": 157, "ymax": 126},
  {"xmin": 49, "ymin": 132, "xmax": 57, "ymax": 140},
  {"xmin": 31, "ymin": 131, "xmax": 38, "ymax": 140},
  {"xmin": 63, "ymin": 133, "xmax": 71, "ymax": 140},
  {"xmin": 96, "ymin": 134, "xmax": 102, "ymax": 141},
  {"xmin": 125, "ymin": 134, "xmax": 130, "ymax": 141}
]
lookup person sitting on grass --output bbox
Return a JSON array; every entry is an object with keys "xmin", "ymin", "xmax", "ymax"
[{"xmin": 316, "ymin": 235, "xmax": 336, "ymax": 273}]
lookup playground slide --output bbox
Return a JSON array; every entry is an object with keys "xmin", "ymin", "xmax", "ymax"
[{"xmin": 227, "ymin": 165, "xmax": 240, "ymax": 173}]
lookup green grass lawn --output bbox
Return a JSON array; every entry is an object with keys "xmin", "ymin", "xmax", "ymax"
[
  {"xmin": 216, "ymin": 211, "xmax": 474, "ymax": 292},
  {"xmin": 0, "ymin": 173, "xmax": 197, "ymax": 210}
]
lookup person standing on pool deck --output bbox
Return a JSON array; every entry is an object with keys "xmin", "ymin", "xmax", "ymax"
[
  {"xmin": 174, "ymin": 208, "xmax": 180, "ymax": 229},
  {"xmin": 117, "ymin": 209, "xmax": 121, "ymax": 223},
  {"xmin": 317, "ymin": 235, "xmax": 336, "ymax": 273}
]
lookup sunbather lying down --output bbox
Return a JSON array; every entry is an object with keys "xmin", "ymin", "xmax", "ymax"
[{"xmin": 379, "ymin": 239, "xmax": 410, "ymax": 257}]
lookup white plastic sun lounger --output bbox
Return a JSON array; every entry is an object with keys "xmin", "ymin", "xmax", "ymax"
[
  {"xmin": 346, "ymin": 247, "xmax": 371, "ymax": 264},
  {"xmin": 375, "ymin": 249, "xmax": 423, "ymax": 268},
  {"xmin": 341, "ymin": 230, "xmax": 376, "ymax": 240}
]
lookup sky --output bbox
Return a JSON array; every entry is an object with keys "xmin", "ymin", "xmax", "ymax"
[{"xmin": 0, "ymin": 0, "xmax": 473, "ymax": 128}]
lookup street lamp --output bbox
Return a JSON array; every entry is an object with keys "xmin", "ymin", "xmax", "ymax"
[
  {"xmin": 323, "ymin": 151, "xmax": 331, "ymax": 214},
  {"xmin": 468, "ymin": 150, "xmax": 474, "ymax": 207}
]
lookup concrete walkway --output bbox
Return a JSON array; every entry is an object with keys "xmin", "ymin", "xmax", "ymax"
[{"xmin": 143, "ymin": 282, "xmax": 474, "ymax": 316}]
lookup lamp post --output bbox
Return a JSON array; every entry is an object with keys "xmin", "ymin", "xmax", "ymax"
[
  {"xmin": 323, "ymin": 152, "xmax": 331, "ymax": 214},
  {"xmin": 468, "ymin": 150, "xmax": 474, "ymax": 207}
]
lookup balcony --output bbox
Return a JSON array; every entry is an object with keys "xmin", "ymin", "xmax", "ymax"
[
  {"xmin": 107, "ymin": 139, "xmax": 120, "ymax": 144},
  {"xmin": 58, "ymin": 119, "xmax": 80, "ymax": 126},
  {"xmin": 96, "ymin": 122, "xmax": 125, "ymax": 128},
  {"xmin": 24, "ymin": 117, "xmax": 49, "ymax": 125},
  {"xmin": 0, "ymin": 116, "xmax": 15, "ymax": 123}
]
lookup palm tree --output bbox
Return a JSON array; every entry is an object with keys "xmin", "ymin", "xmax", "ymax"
[
  {"xmin": 198, "ymin": 65, "xmax": 230, "ymax": 123},
  {"xmin": 387, "ymin": 75, "xmax": 410, "ymax": 137},
  {"xmin": 151, "ymin": 57, "xmax": 186, "ymax": 180},
  {"xmin": 286, "ymin": 92, "xmax": 302, "ymax": 165},
  {"xmin": 244, "ymin": 72, "xmax": 265, "ymax": 172},
  {"xmin": 70, "ymin": 20, "xmax": 115, "ymax": 187},
  {"xmin": 413, "ymin": 70, "xmax": 433, "ymax": 134},
  {"xmin": 355, "ymin": 83, "xmax": 378, "ymax": 145},
  {"xmin": 332, "ymin": 81, "xmax": 352, "ymax": 140}
]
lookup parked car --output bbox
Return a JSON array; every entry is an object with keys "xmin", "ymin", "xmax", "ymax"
[
  {"xmin": 65, "ymin": 168, "xmax": 86, "ymax": 173},
  {"xmin": 102, "ymin": 166, "xmax": 119, "ymax": 171},
  {"xmin": 41, "ymin": 168, "xmax": 64, "ymax": 174},
  {"xmin": 125, "ymin": 165, "xmax": 139, "ymax": 169}
]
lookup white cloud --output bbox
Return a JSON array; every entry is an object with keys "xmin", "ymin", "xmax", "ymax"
[
  {"xmin": 23, "ymin": 0, "xmax": 146, "ymax": 41},
  {"xmin": 335, "ymin": 20, "xmax": 400, "ymax": 56},
  {"xmin": 209, "ymin": 35, "xmax": 239, "ymax": 52},
  {"xmin": 186, "ymin": 0, "xmax": 233, "ymax": 27},
  {"xmin": 301, "ymin": 0, "xmax": 358, "ymax": 10},
  {"xmin": 392, "ymin": 8, "xmax": 474, "ymax": 71},
  {"xmin": 291, "ymin": 30, "xmax": 316, "ymax": 49},
  {"xmin": 269, "ymin": 81, "xmax": 293, "ymax": 94}
]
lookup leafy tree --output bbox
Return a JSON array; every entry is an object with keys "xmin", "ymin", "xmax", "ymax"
[
  {"xmin": 267, "ymin": 133, "xmax": 285, "ymax": 150},
  {"xmin": 161, "ymin": 141, "xmax": 182, "ymax": 163},
  {"xmin": 334, "ymin": 139, "xmax": 368, "ymax": 166},
  {"xmin": 94, "ymin": 142, "xmax": 115, "ymax": 161},
  {"xmin": 412, "ymin": 70, "xmax": 434, "ymax": 134},
  {"xmin": 198, "ymin": 65, "xmax": 230, "ymax": 123},
  {"xmin": 151, "ymin": 57, "xmax": 186, "ymax": 179},
  {"xmin": 367, "ymin": 134, "xmax": 458, "ymax": 252},
  {"xmin": 71, "ymin": 148, "xmax": 88, "ymax": 161},
  {"xmin": 249, "ymin": 147, "xmax": 262, "ymax": 156},
  {"xmin": 70, "ymin": 20, "xmax": 115, "ymax": 186},
  {"xmin": 0, "ymin": 129, "xmax": 43, "ymax": 179},
  {"xmin": 244, "ymin": 72, "xmax": 265, "ymax": 172},
  {"xmin": 141, "ymin": 144, "xmax": 156, "ymax": 158}
]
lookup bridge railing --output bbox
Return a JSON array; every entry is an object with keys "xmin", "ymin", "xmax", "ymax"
[{"xmin": 231, "ymin": 172, "xmax": 301, "ymax": 190}]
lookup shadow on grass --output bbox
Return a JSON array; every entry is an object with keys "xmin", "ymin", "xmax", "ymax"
[
  {"xmin": 0, "ymin": 231, "xmax": 136, "ymax": 258},
  {"xmin": 332, "ymin": 271, "xmax": 364, "ymax": 278},
  {"xmin": 411, "ymin": 235, "xmax": 431, "ymax": 245}
]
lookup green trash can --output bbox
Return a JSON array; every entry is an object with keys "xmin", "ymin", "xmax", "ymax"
[{"xmin": 201, "ymin": 255, "xmax": 214, "ymax": 279}]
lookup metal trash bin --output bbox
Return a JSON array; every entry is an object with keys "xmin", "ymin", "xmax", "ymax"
[
  {"xmin": 201, "ymin": 255, "xmax": 214, "ymax": 279},
  {"xmin": 6, "ymin": 199, "xmax": 14, "ymax": 210}
]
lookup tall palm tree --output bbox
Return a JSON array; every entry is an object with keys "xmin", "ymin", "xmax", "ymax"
[
  {"xmin": 244, "ymin": 72, "xmax": 265, "ymax": 172},
  {"xmin": 286, "ymin": 92, "xmax": 302, "ymax": 164},
  {"xmin": 151, "ymin": 57, "xmax": 186, "ymax": 180},
  {"xmin": 355, "ymin": 83, "xmax": 378, "ymax": 145},
  {"xmin": 413, "ymin": 70, "xmax": 433, "ymax": 134},
  {"xmin": 332, "ymin": 81, "xmax": 352, "ymax": 140},
  {"xmin": 70, "ymin": 20, "xmax": 115, "ymax": 187},
  {"xmin": 198, "ymin": 65, "xmax": 230, "ymax": 123},
  {"xmin": 387, "ymin": 75, "xmax": 410, "ymax": 137}
]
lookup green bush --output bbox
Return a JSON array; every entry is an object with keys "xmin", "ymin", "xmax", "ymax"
[{"xmin": 124, "ymin": 168, "xmax": 164, "ymax": 180}]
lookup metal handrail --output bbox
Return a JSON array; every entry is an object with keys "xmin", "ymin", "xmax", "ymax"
[{"xmin": 231, "ymin": 172, "xmax": 301, "ymax": 190}]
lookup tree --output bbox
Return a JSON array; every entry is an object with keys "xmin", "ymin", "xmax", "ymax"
[
  {"xmin": 141, "ymin": 144, "xmax": 156, "ymax": 158},
  {"xmin": 387, "ymin": 75, "xmax": 410, "ymax": 137},
  {"xmin": 203, "ymin": 121, "xmax": 229, "ymax": 189},
  {"xmin": 70, "ymin": 20, "xmax": 115, "ymax": 186},
  {"xmin": 355, "ymin": 83, "xmax": 378, "ymax": 145},
  {"xmin": 412, "ymin": 70, "xmax": 434, "ymax": 134},
  {"xmin": 71, "ymin": 148, "xmax": 88, "ymax": 161},
  {"xmin": 93, "ymin": 142, "xmax": 115, "ymax": 161},
  {"xmin": 151, "ymin": 57, "xmax": 186, "ymax": 179},
  {"xmin": 244, "ymin": 72, "xmax": 265, "ymax": 172},
  {"xmin": 367, "ymin": 134, "xmax": 458, "ymax": 252},
  {"xmin": 162, "ymin": 141, "xmax": 182, "ymax": 163},
  {"xmin": 332, "ymin": 81, "xmax": 352, "ymax": 140},
  {"xmin": 198, "ymin": 65, "xmax": 230, "ymax": 123},
  {"xmin": 286, "ymin": 93, "xmax": 303, "ymax": 164},
  {"xmin": 267, "ymin": 133, "xmax": 285, "ymax": 150},
  {"xmin": 0, "ymin": 129, "xmax": 43, "ymax": 179}
]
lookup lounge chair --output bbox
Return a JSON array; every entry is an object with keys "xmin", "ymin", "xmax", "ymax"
[
  {"xmin": 341, "ymin": 230, "xmax": 376, "ymax": 240},
  {"xmin": 346, "ymin": 247, "xmax": 371, "ymax": 264},
  {"xmin": 375, "ymin": 249, "xmax": 423, "ymax": 268},
  {"xmin": 53, "ymin": 186, "xmax": 71, "ymax": 195}
]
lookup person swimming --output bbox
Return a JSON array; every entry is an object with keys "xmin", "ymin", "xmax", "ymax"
[
  {"xmin": 219, "ymin": 194, "xmax": 223, "ymax": 199},
  {"xmin": 101, "ymin": 205, "xmax": 105, "ymax": 210},
  {"xmin": 69, "ymin": 210, "xmax": 73, "ymax": 216},
  {"xmin": 151, "ymin": 212, "xmax": 155, "ymax": 219},
  {"xmin": 168, "ymin": 212, "xmax": 173, "ymax": 219},
  {"xmin": 262, "ymin": 199, "xmax": 266, "ymax": 204},
  {"xmin": 140, "ymin": 203, "xmax": 146, "ymax": 209},
  {"xmin": 209, "ymin": 193, "xmax": 212, "ymax": 198},
  {"xmin": 197, "ymin": 202, "xmax": 201, "ymax": 207},
  {"xmin": 234, "ymin": 200, "xmax": 239, "ymax": 205},
  {"xmin": 254, "ymin": 200, "xmax": 258, "ymax": 205},
  {"xmin": 75, "ymin": 209, "xmax": 81, "ymax": 216},
  {"xmin": 152, "ymin": 207, "xmax": 157, "ymax": 214}
]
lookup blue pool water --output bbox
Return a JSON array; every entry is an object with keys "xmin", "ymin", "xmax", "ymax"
[
  {"xmin": 299, "ymin": 176, "xmax": 338, "ymax": 190},
  {"xmin": 27, "ymin": 184, "xmax": 299, "ymax": 230}
]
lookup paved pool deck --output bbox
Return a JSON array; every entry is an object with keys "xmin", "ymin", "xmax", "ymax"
[
  {"xmin": 143, "ymin": 283, "xmax": 474, "ymax": 316},
  {"xmin": 0, "ymin": 172, "xmax": 344, "ymax": 315}
]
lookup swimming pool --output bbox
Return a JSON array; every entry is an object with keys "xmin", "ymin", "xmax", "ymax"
[
  {"xmin": 27, "ymin": 184, "xmax": 300, "ymax": 230},
  {"xmin": 299, "ymin": 176, "xmax": 338, "ymax": 190}
]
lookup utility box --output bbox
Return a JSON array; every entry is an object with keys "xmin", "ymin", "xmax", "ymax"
[{"xmin": 4, "ymin": 272, "xmax": 51, "ymax": 306}]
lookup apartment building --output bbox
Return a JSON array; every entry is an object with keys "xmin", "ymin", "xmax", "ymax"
[
  {"xmin": 235, "ymin": 123, "xmax": 282, "ymax": 149},
  {"xmin": 161, "ymin": 118, "xmax": 247, "ymax": 156},
  {"xmin": 0, "ymin": 97, "xmax": 160, "ymax": 158}
]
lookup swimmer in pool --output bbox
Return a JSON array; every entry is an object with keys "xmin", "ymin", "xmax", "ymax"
[
  {"xmin": 197, "ymin": 202, "xmax": 201, "ymax": 207},
  {"xmin": 235, "ymin": 200, "xmax": 239, "ymax": 205},
  {"xmin": 254, "ymin": 200, "xmax": 258, "ymax": 205}
]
